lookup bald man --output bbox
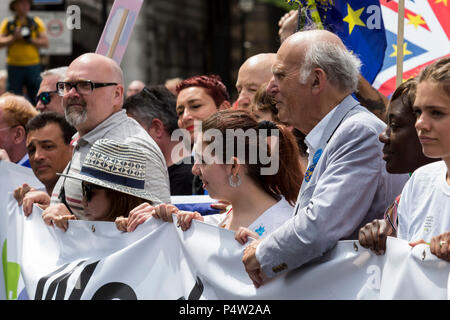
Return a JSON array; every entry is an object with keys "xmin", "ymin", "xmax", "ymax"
[
  {"xmin": 242, "ymin": 30, "xmax": 408, "ymax": 287},
  {"xmin": 235, "ymin": 53, "xmax": 276, "ymax": 111},
  {"xmin": 126, "ymin": 80, "xmax": 145, "ymax": 98},
  {"xmin": 25, "ymin": 53, "xmax": 170, "ymax": 223}
]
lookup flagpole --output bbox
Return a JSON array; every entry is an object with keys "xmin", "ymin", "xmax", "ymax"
[{"xmin": 396, "ymin": 0, "xmax": 405, "ymax": 88}]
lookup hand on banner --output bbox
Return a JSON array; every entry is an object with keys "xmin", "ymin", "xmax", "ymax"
[
  {"xmin": 41, "ymin": 203, "xmax": 72, "ymax": 226},
  {"xmin": 176, "ymin": 210, "xmax": 203, "ymax": 231},
  {"xmin": 53, "ymin": 214, "xmax": 77, "ymax": 231},
  {"xmin": 115, "ymin": 216, "xmax": 128, "ymax": 232},
  {"xmin": 125, "ymin": 202, "xmax": 156, "ymax": 232},
  {"xmin": 14, "ymin": 183, "xmax": 36, "ymax": 206},
  {"xmin": 235, "ymin": 227, "xmax": 259, "ymax": 245},
  {"xmin": 430, "ymin": 232, "xmax": 450, "ymax": 262},
  {"xmin": 410, "ymin": 232, "xmax": 450, "ymax": 262},
  {"xmin": 358, "ymin": 219, "xmax": 394, "ymax": 255},
  {"xmin": 242, "ymin": 239, "xmax": 269, "ymax": 288},
  {"xmin": 152, "ymin": 203, "xmax": 179, "ymax": 223},
  {"xmin": 22, "ymin": 190, "xmax": 51, "ymax": 216},
  {"xmin": 278, "ymin": 9, "xmax": 298, "ymax": 43}
]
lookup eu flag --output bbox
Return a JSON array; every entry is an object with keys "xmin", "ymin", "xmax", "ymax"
[{"xmin": 321, "ymin": 1, "xmax": 388, "ymax": 84}]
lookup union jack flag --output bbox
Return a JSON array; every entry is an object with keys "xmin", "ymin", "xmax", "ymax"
[{"xmin": 373, "ymin": 0, "xmax": 450, "ymax": 96}]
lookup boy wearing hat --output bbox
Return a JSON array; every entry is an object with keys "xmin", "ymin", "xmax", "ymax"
[{"xmin": 0, "ymin": 0, "xmax": 49, "ymax": 102}]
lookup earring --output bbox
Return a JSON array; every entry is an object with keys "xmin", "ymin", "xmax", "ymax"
[{"xmin": 228, "ymin": 174, "xmax": 241, "ymax": 188}]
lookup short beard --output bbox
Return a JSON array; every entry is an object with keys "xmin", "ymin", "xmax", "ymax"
[{"xmin": 65, "ymin": 105, "xmax": 87, "ymax": 128}]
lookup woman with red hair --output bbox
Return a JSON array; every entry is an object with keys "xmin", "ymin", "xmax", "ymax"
[{"xmin": 175, "ymin": 75, "xmax": 231, "ymax": 143}]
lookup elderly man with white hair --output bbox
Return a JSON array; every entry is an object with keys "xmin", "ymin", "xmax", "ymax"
[{"xmin": 242, "ymin": 30, "xmax": 409, "ymax": 287}]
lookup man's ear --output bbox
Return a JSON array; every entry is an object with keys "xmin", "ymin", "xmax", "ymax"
[
  {"xmin": 218, "ymin": 100, "xmax": 231, "ymax": 111},
  {"xmin": 13, "ymin": 126, "xmax": 26, "ymax": 144},
  {"xmin": 114, "ymin": 84, "xmax": 125, "ymax": 110},
  {"xmin": 148, "ymin": 118, "xmax": 166, "ymax": 139},
  {"xmin": 311, "ymin": 68, "xmax": 327, "ymax": 96}
]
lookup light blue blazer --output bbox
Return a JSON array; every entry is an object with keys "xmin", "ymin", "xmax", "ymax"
[{"xmin": 255, "ymin": 95, "xmax": 409, "ymax": 278}]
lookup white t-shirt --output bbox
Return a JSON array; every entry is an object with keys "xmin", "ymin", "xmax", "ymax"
[
  {"xmin": 203, "ymin": 197, "xmax": 294, "ymax": 238},
  {"xmin": 397, "ymin": 161, "xmax": 450, "ymax": 242}
]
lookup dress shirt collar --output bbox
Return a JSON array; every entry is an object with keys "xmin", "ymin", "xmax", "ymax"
[
  {"xmin": 305, "ymin": 107, "xmax": 337, "ymax": 161},
  {"xmin": 304, "ymin": 95, "xmax": 359, "ymax": 161}
]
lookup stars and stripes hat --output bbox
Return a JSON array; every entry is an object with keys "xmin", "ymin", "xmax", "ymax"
[{"xmin": 58, "ymin": 138, "xmax": 156, "ymax": 203}]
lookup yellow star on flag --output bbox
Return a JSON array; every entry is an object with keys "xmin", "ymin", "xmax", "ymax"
[
  {"xmin": 389, "ymin": 43, "xmax": 413, "ymax": 58},
  {"xmin": 435, "ymin": 0, "xmax": 448, "ymax": 6},
  {"xmin": 407, "ymin": 14, "xmax": 426, "ymax": 29},
  {"xmin": 343, "ymin": 3, "xmax": 366, "ymax": 35}
]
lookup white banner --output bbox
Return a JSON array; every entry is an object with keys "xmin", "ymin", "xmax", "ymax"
[
  {"xmin": 0, "ymin": 161, "xmax": 43, "ymax": 300},
  {"xmin": 1, "ymin": 161, "xmax": 450, "ymax": 300}
]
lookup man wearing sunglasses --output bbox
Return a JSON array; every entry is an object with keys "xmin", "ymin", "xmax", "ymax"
[
  {"xmin": 23, "ymin": 53, "xmax": 171, "ymax": 223},
  {"xmin": 35, "ymin": 67, "xmax": 67, "ymax": 114}
]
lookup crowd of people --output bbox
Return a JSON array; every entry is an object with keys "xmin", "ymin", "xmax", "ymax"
[{"xmin": 0, "ymin": 0, "xmax": 449, "ymax": 295}]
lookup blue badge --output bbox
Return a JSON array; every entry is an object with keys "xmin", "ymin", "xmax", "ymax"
[
  {"xmin": 255, "ymin": 226, "xmax": 265, "ymax": 236},
  {"xmin": 312, "ymin": 149, "xmax": 323, "ymax": 164},
  {"xmin": 304, "ymin": 149, "xmax": 323, "ymax": 183}
]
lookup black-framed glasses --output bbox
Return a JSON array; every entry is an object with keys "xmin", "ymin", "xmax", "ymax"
[
  {"xmin": 36, "ymin": 91, "xmax": 58, "ymax": 105},
  {"xmin": 56, "ymin": 80, "xmax": 118, "ymax": 96},
  {"xmin": 82, "ymin": 181, "xmax": 107, "ymax": 202}
]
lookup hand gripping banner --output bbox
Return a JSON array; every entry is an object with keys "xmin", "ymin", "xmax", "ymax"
[{"xmin": 1, "ymin": 162, "xmax": 449, "ymax": 300}]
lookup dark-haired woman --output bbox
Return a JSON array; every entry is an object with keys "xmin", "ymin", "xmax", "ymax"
[{"xmin": 125, "ymin": 110, "xmax": 303, "ymax": 244}]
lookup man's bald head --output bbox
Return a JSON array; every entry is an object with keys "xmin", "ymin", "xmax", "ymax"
[
  {"xmin": 241, "ymin": 53, "xmax": 276, "ymax": 79},
  {"xmin": 285, "ymin": 29, "xmax": 345, "ymax": 46},
  {"xmin": 236, "ymin": 53, "xmax": 276, "ymax": 110},
  {"xmin": 126, "ymin": 80, "xmax": 146, "ymax": 98},
  {"xmin": 67, "ymin": 53, "xmax": 124, "ymax": 85}
]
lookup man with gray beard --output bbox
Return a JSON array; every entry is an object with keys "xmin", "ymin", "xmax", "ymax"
[
  {"xmin": 24, "ymin": 53, "xmax": 170, "ymax": 222},
  {"xmin": 64, "ymin": 95, "xmax": 86, "ymax": 126}
]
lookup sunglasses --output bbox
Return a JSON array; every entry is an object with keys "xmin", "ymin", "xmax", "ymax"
[
  {"xmin": 36, "ymin": 91, "xmax": 58, "ymax": 105},
  {"xmin": 82, "ymin": 182, "xmax": 107, "ymax": 202}
]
